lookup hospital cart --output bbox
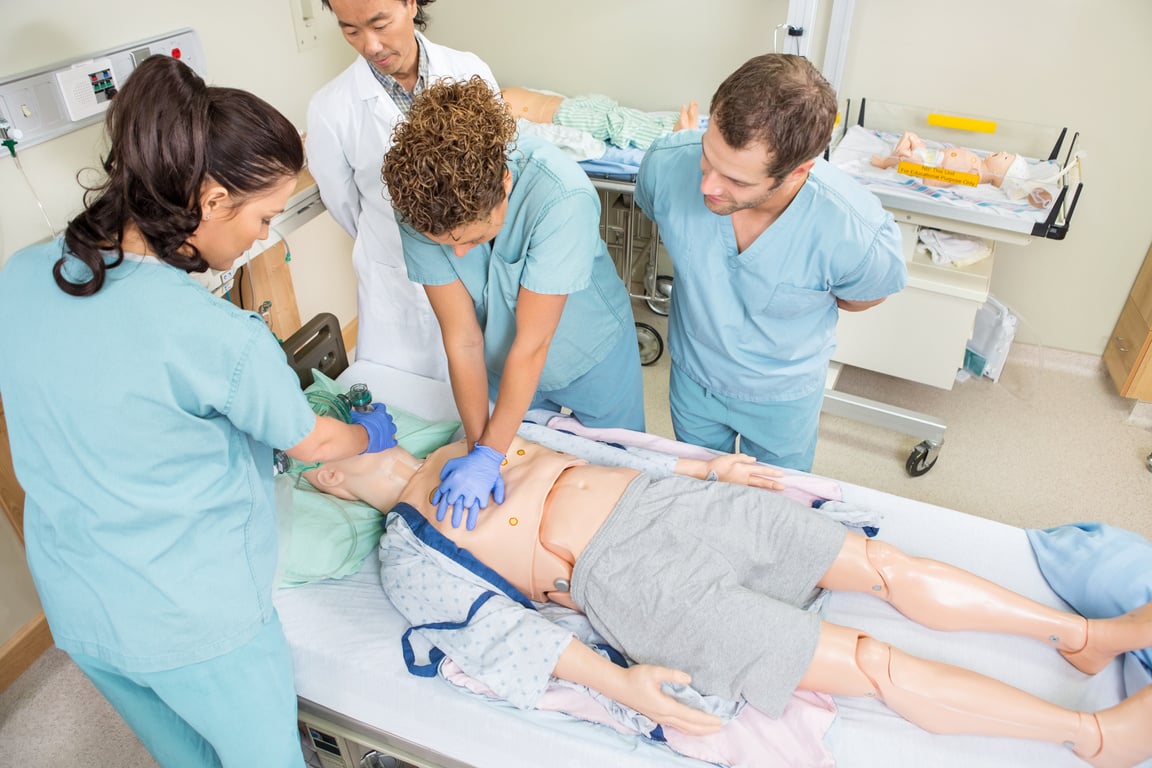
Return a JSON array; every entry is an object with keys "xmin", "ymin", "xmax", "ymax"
[
  {"xmin": 826, "ymin": 99, "xmax": 1083, "ymax": 475},
  {"xmin": 590, "ymin": 176, "xmax": 671, "ymax": 366}
]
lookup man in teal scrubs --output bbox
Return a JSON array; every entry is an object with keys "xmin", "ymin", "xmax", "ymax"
[{"xmin": 636, "ymin": 54, "xmax": 906, "ymax": 471}]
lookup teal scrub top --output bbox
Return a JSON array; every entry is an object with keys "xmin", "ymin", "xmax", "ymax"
[
  {"xmin": 636, "ymin": 131, "xmax": 907, "ymax": 401},
  {"xmin": 0, "ymin": 240, "xmax": 316, "ymax": 672},
  {"xmin": 400, "ymin": 136, "xmax": 631, "ymax": 392}
]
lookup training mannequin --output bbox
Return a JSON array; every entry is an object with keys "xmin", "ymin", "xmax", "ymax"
[
  {"xmin": 304, "ymin": 437, "xmax": 1152, "ymax": 765},
  {"xmin": 501, "ymin": 86, "xmax": 700, "ymax": 151},
  {"xmin": 871, "ymin": 130, "xmax": 1024, "ymax": 187}
]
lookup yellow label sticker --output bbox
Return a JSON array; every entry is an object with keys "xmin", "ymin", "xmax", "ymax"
[
  {"xmin": 926, "ymin": 113, "xmax": 997, "ymax": 134},
  {"xmin": 896, "ymin": 161, "xmax": 980, "ymax": 187}
]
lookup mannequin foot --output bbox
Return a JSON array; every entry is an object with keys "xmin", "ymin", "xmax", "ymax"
[
  {"xmin": 1062, "ymin": 602, "xmax": 1152, "ymax": 676},
  {"xmin": 1074, "ymin": 685, "xmax": 1152, "ymax": 768},
  {"xmin": 674, "ymin": 101, "xmax": 699, "ymax": 132}
]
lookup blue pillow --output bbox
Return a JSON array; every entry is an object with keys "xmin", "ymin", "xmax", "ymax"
[{"xmin": 1026, "ymin": 522, "xmax": 1152, "ymax": 692}]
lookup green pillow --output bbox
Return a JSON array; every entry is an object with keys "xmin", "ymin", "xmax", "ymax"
[
  {"xmin": 277, "ymin": 476, "xmax": 384, "ymax": 588},
  {"xmin": 275, "ymin": 371, "xmax": 459, "ymax": 586}
]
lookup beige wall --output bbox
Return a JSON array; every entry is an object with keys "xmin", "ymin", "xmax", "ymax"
[{"xmin": 428, "ymin": 0, "xmax": 1152, "ymax": 355}]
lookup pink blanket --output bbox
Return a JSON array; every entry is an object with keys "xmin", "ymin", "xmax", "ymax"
[{"xmin": 441, "ymin": 658, "xmax": 836, "ymax": 768}]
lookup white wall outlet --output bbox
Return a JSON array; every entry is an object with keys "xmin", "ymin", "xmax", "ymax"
[{"xmin": 290, "ymin": 0, "xmax": 321, "ymax": 52}]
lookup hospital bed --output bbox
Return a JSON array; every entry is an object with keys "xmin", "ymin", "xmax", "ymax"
[{"xmin": 276, "ymin": 349, "xmax": 1138, "ymax": 768}]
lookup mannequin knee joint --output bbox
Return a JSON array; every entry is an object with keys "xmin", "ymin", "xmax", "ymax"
[
  {"xmin": 854, "ymin": 635, "xmax": 895, "ymax": 697},
  {"xmin": 864, "ymin": 538, "xmax": 899, "ymax": 599}
]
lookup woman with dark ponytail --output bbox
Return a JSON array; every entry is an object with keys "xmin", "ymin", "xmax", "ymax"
[{"xmin": 0, "ymin": 55, "xmax": 398, "ymax": 766}]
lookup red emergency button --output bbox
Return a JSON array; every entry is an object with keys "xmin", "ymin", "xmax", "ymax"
[{"xmin": 172, "ymin": 48, "xmax": 182, "ymax": 59}]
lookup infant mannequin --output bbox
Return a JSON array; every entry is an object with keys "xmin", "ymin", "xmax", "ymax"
[
  {"xmin": 871, "ymin": 131, "xmax": 1053, "ymax": 208},
  {"xmin": 871, "ymin": 131, "xmax": 1021, "ymax": 185},
  {"xmin": 304, "ymin": 437, "xmax": 1152, "ymax": 766},
  {"xmin": 501, "ymin": 86, "xmax": 700, "ymax": 151}
]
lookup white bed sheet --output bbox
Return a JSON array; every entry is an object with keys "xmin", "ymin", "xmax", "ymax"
[{"xmin": 277, "ymin": 361, "xmax": 1138, "ymax": 767}]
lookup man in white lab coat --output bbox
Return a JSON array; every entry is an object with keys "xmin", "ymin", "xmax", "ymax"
[{"xmin": 307, "ymin": 0, "xmax": 497, "ymax": 378}]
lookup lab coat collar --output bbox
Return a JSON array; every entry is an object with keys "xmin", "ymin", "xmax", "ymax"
[{"xmin": 351, "ymin": 30, "xmax": 431, "ymax": 103}]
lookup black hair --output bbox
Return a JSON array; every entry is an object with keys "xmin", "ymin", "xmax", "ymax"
[
  {"xmin": 58, "ymin": 55, "xmax": 303, "ymax": 296},
  {"xmin": 320, "ymin": 0, "xmax": 435, "ymax": 30}
]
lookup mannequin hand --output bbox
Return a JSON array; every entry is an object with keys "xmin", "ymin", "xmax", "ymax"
[
  {"xmin": 349, "ymin": 403, "xmax": 397, "ymax": 453},
  {"xmin": 705, "ymin": 454, "xmax": 784, "ymax": 490},
  {"xmin": 616, "ymin": 665, "xmax": 722, "ymax": 736},
  {"xmin": 433, "ymin": 445, "xmax": 506, "ymax": 530}
]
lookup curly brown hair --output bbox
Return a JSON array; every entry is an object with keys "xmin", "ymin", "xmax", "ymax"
[{"xmin": 383, "ymin": 76, "xmax": 516, "ymax": 235}]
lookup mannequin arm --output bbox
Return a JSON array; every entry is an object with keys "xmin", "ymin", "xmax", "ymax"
[
  {"xmin": 553, "ymin": 639, "xmax": 722, "ymax": 736},
  {"xmin": 674, "ymin": 453, "xmax": 785, "ymax": 490}
]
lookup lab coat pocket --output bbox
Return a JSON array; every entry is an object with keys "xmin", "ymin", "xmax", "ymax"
[{"xmin": 759, "ymin": 283, "xmax": 830, "ymax": 318}]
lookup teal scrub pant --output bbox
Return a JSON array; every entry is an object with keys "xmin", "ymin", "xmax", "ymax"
[
  {"xmin": 669, "ymin": 366, "xmax": 823, "ymax": 472},
  {"xmin": 69, "ymin": 613, "xmax": 304, "ymax": 768},
  {"xmin": 529, "ymin": 324, "xmax": 646, "ymax": 432}
]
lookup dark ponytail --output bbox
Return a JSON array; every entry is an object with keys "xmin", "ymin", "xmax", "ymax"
[{"xmin": 59, "ymin": 55, "xmax": 303, "ymax": 296}]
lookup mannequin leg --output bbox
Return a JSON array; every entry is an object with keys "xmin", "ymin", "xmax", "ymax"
[
  {"xmin": 796, "ymin": 623, "xmax": 1152, "ymax": 768},
  {"xmin": 819, "ymin": 533, "xmax": 1152, "ymax": 674}
]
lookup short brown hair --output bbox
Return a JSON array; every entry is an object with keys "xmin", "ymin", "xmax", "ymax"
[
  {"xmin": 383, "ymin": 76, "xmax": 515, "ymax": 235},
  {"xmin": 709, "ymin": 54, "xmax": 837, "ymax": 180}
]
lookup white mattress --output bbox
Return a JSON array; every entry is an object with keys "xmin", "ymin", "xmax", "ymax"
[{"xmin": 277, "ymin": 361, "xmax": 1135, "ymax": 767}]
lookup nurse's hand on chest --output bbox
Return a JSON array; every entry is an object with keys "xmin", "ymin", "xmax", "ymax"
[{"xmin": 433, "ymin": 444, "xmax": 506, "ymax": 530}]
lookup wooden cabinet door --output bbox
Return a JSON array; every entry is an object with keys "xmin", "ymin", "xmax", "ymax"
[{"xmin": 1104, "ymin": 297, "xmax": 1152, "ymax": 398}]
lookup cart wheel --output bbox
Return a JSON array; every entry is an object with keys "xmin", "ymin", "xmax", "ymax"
[
  {"xmin": 646, "ymin": 274, "xmax": 674, "ymax": 316},
  {"xmin": 636, "ymin": 322, "xmax": 663, "ymax": 366},
  {"xmin": 905, "ymin": 441, "xmax": 939, "ymax": 477}
]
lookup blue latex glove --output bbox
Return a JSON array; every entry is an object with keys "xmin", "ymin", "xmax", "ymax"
[
  {"xmin": 349, "ymin": 403, "xmax": 397, "ymax": 453},
  {"xmin": 433, "ymin": 444, "xmax": 506, "ymax": 530}
]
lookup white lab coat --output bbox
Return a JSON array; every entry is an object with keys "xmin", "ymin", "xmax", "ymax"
[{"xmin": 305, "ymin": 33, "xmax": 498, "ymax": 379}]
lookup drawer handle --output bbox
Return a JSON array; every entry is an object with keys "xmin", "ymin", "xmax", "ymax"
[{"xmin": 1115, "ymin": 336, "xmax": 1129, "ymax": 353}]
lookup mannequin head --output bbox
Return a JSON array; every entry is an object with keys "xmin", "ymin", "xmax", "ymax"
[
  {"xmin": 980, "ymin": 151, "xmax": 1020, "ymax": 187},
  {"xmin": 302, "ymin": 446, "xmax": 423, "ymax": 512}
]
